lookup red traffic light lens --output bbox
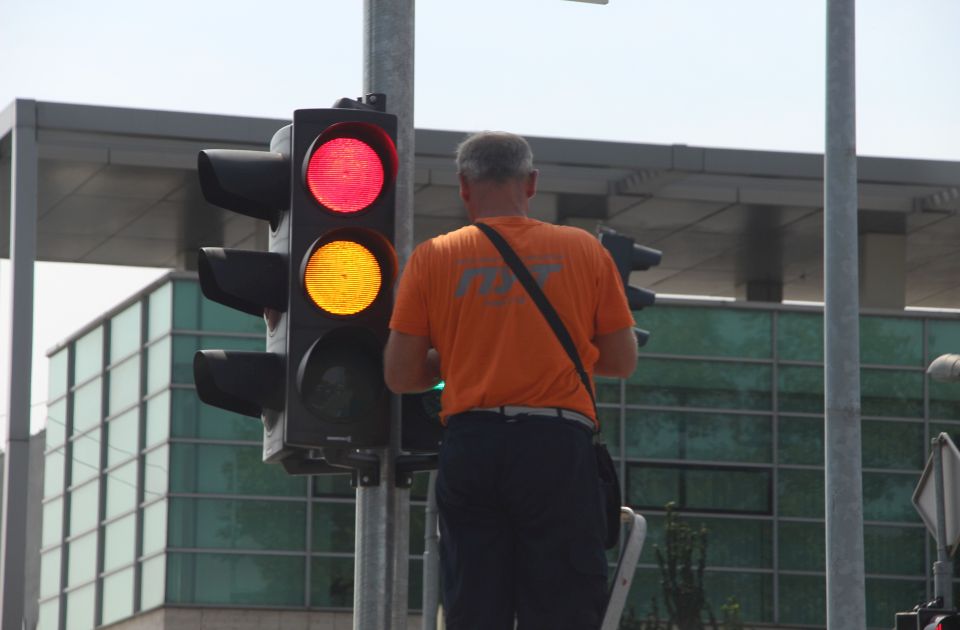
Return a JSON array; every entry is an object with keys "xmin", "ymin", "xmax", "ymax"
[{"xmin": 306, "ymin": 137, "xmax": 384, "ymax": 214}]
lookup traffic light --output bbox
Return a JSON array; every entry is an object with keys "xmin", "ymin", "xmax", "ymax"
[
  {"xmin": 895, "ymin": 604, "xmax": 960, "ymax": 630},
  {"xmin": 282, "ymin": 103, "xmax": 398, "ymax": 451},
  {"xmin": 193, "ymin": 96, "xmax": 399, "ymax": 470},
  {"xmin": 598, "ymin": 227, "xmax": 662, "ymax": 346}
]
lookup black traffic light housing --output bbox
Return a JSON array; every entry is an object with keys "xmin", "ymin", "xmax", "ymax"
[
  {"xmin": 194, "ymin": 96, "xmax": 416, "ymax": 481},
  {"xmin": 598, "ymin": 227, "xmax": 662, "ymax": 347}
]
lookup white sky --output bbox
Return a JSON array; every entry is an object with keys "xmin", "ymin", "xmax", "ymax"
[{"xmin": 1, "ymin": 0, "xmax": 960, "ymax": 438}]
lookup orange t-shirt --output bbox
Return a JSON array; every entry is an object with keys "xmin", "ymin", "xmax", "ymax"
[{"xmin": 389, "ymin": 216, "xmax": 635, "ymax": 424}]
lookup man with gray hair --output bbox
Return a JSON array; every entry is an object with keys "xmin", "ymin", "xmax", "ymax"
[{"xmin": 385, "ymin": 131, "xmax": 637, "ymax": 629}]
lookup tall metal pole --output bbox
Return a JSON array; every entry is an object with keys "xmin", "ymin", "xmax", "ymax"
[
  {"xmin": 356, "ymin": 3, "xmax": 415, "ymax": 629},
  {"xmin": 824, "ymin": 2, "xmax": 866, "ymax": 629},
  {"xmin": 1, "ymin": 99, "xmax": 38, "ymax": 630}
]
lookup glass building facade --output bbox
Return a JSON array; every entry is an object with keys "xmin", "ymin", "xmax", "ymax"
[{"xmin": 38, "ymin": 272, "xmax": 960, "ymax": 629}]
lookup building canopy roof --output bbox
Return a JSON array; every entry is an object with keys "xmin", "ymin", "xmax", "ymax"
[{"xmin": 2, "ymin": 99, "xmax": 960, "ymax": 306}]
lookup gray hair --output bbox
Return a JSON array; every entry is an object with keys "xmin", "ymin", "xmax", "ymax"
[{"xmin": 455, "ymin": 131, "xmax": 534, "ymax": 182}]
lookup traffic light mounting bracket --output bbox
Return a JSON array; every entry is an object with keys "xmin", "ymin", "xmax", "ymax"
[{"xmin": 395, "ymin": 454, "xmax": 440, "ymax": 488}]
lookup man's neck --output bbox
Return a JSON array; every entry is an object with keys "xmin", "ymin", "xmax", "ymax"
[{"xmin": 471, "ymin": 206, "xmax": 527, "ymax": 221}]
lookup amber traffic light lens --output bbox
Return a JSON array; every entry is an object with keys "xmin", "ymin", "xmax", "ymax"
[
  {"xmin": 304, "ymin": 240, "xmax": 382, "ymax": 315},
  {"xmin": 305, "ymin": 137, "xmax": 384, "ymax": 214}
]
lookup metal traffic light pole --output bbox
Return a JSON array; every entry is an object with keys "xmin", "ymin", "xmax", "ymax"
[
  {"xmin": 823, "ymin": 0, "xmax": 867, "ymax": 628},
  {"xmin": 356, "ymin": 2, "xmax": 415, "ymax": 629}
]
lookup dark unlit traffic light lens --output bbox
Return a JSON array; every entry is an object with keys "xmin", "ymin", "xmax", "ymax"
[
  {"xmin": 306, "ymin": 137, "xmax": 384, "ymax": 214},
  {"xmin": 299, "ymin": 340, "xmax": 381, "ymax": 424}
]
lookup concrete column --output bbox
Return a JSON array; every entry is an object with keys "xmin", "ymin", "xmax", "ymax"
[
  {"xmin": 735, "ymin": 279, "xmax": 783, "ymax": 303},
  {"xmin": 859, "ymin": 232, "xmax": 906, "ymax": 310},
  {"xmin": 2, "ymin": 98, "xmax": 38, "ymax": 630}
]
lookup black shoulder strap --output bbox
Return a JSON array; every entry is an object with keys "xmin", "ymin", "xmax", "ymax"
[{"xmin": 474, "ymin": 221, "xmax": 598, "ymax": 421}]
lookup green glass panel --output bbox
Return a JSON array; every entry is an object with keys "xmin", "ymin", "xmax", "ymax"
[
  {"xmin": 110, "ymin": 302, "xmax": 142, "ymax": 364},
  {"xmin": 173, "ymin": 279, "xmax": 266, "ymax": 334},
  {"xmin": 312, "ymin": 474, "xmax": 355, "ymax": 498},
  {"xmin": 108, "ymin": 355, "xmax": 141, "ymax": 415},
  {"xmin": 598, "ymin": 406, "xmax": 620, "ymax": 457},
  {"xmin": 930, "ymin": 379, "xmax": 960, "ymax": 420},
  {"xmin": 146, "ymin": 337, "xmax": 172, "ymax": 395},
  {"xmin": 596, "ymin": 377, "xmax": 620, "ymax": 405},
  {"xmin": 863, "ymin": 420, "xmax": 924, "ymax": 470},
  {"xmin": 172, "ymin": 280, "xmax": 201, "ymax": 330},
  {"xmin": 866, "ymin": 578, "xmax": 927, "ymax": 630},
  {"xmin": 777, "ymin": 311, "xmax": 822, "ymax": 362},
  {"xmin": 166, "ymin": 552, "xmax": 304, "ymax": 606},
  {"xmin": 170, "ymin": 443, "xmax": 304, "ymax": 497},
  {"xmin": 168, "ymin": 497, "xmax": 306, "ymax": 551},
  {"xmin": 640, "ymin": 514, "xmax": 772, "ymax": 568},
  {"xmin": 106, "ymin": 461, "xmax": 138, "ymax": 520},
  {"xmin": 310, "ymin": 556, "xmax": 354, "ymax": 608},
  {"xmin": 171, "ymin": 334, "xmax": 264, "ymax": 384},
  {"xmin": 312, "ymin": 502, "xmax": 356, "ymax": 553},
  {"xmin": 69, "ymin": 481, "xmax": 100, "ymax": 536},
  {"xmin": 778, "ymin": 415, "xmax": 823, "ymax": 465},
  {"xmin": 627, "ymin": 358, "xmax": 772, "ymax": 411},
  {"xmin": 107, "ymin": 409, "xmax": 139, "ymax": 468},
  {"xmin": 141, "ymin": 554, "xmax": 166, "ymax": 610},
  {"xmin": 864, "ymin": 525, "xmax": 926, "ymax": 575},
  {"xmin": 409, "ymin": 505, "xmax": 424, "ymax": 556},
  {"xmin": 142, "ymin": 500, "xmax": 167, "ymax": 556},
  {"xmin": 408, "ymin": 557, "xmax": 424, "ymax": 611},
  {"xmin": 862, "ymin": 369, "xmax": 923, "ymax": 418},
  {"xmin": 863, "ymin": 472, "xmax": 920, "ymax": 522},
  {"xmin": 170, "ymin": 388, "xmax": 261, "ymax": 442},
  {"xmin": 624, "ymin": 410, "xmax": 771, "ymax": 463},
  {"xmin": 46, "ymin": 398, "xmax": 67, "ymax": 449},
  {"xmin": 70, "ymin": 428, "xmax": 100, "ymax": 486},
  {"xmin": 928, "ymin": 319, "xmax": 960, "ymax": 363},
  {"xmin": 778, "ymin": 469, "xmax": 823, "ymax": 518},
  {"xmin": 64, "ymin": 583, "xmax": 95, "ymax": 630},
  {"xmin": 66, "ymin": 532, "xmax": 97, "ymax": 587},
  {"xmin": 861, "ymin": 316, "xmax": 922, "ymax": 366},
  {"xmin": 778, "ymin": 521, "xmax": 824, "ymax": 571},
  {"xmin": 103, "ymin": 514, "xmax": 136, "ymax": 572},
  {"xmin": 626, "ymin": 464, "xmax": 771, "ymax": 514},
  {"xmin": 101, "ymin": 567, "xmax": 135, "ymax": 625},
  {"xmin": 72, "ymin": 378, "xmax": 102, "ymax": 434},
  {"xmin": 148, "ymin": 283, "xmax": 172, "ymax": 341},
  {"xmin": 42, "ymin": 499, "xmax": 63, "ymax": 548},
  {"xmin": 44, "ymin": 449, "xmax": 65, "ymax": 498},
  {"xmin": 638, "ymin": 306, "xmax": 772, "ymax": 359},
  {"xmin": 74, "ymin": 326, "xmax": 103, "ymax": 383},
  {"xmin": 37, "ymin": 599, "xmax": 59, "ymax": 630},
  {"xmin": 626, "ymin": 465, "xmax": 677, "ymax": 510},
  {"xmin": 702, "ymin": 571, "xmax": 773, "ymax": 623},
  {"xmin": 684, "ymin": 468, "xmax": 771, "ymax": 513},
  {"xmin": 778, "ymin": 365, "xmax": 822, "ymax": 413},
  {"xmin": 779, "ymin": 574, "xmax": 825, "ymax": 626},
  {"xmin": 145, "ymin": 391, "xmax": 170, "ymax": 447},
  {"xmin": 409, "ymin": 472, "xmax": 430, "ymax": 501},
  {"xmin": 40, "ymin": 548, "xmax": 62, "ymax": 598},
  {"xmin": 622, "ymin": 567, "xmax": 660, "ymax": 622},
  {"xmin": 49, "ymin": 349, "xmax": 69, "ymax": 400},
  {"xmin": 144, "ymin": 445, "xmax": 169, "ymax": 502}
]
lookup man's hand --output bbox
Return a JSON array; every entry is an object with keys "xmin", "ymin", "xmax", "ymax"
[
  {"xmin": 384, "ymin": 331, "xmax": 442, "ymax": 393},
  {"xmin": 593, "ymin": 327, "xmax": 638, "ymax": 378}
]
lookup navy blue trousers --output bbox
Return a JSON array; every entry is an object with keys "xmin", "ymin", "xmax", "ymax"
[{"xmin": 436, "ymin": 411, "xmax": 608, "ymax": 630}]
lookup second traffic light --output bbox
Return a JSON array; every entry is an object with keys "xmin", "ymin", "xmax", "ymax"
[{"xmin": 598, "ymin": 227, "xmax": 662, "ymax": 346}]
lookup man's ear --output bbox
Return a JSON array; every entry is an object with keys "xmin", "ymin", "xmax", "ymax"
[
  {"xmin": 525, "ymin": 170, "xmax": 539, "ymax": 199},
  {"xmin": 458, "ymin": 173, "xmax": 471, "ymax": 203}
]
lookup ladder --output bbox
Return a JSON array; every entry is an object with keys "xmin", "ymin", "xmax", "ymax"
[{"xmin": 601, "ymin": 507, "xmax": 648, "ymax": 630}]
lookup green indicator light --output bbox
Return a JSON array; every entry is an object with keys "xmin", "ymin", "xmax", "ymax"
[{"xmin": 432, "ymin": 380, "xmax": 445, "ymax": 391}]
